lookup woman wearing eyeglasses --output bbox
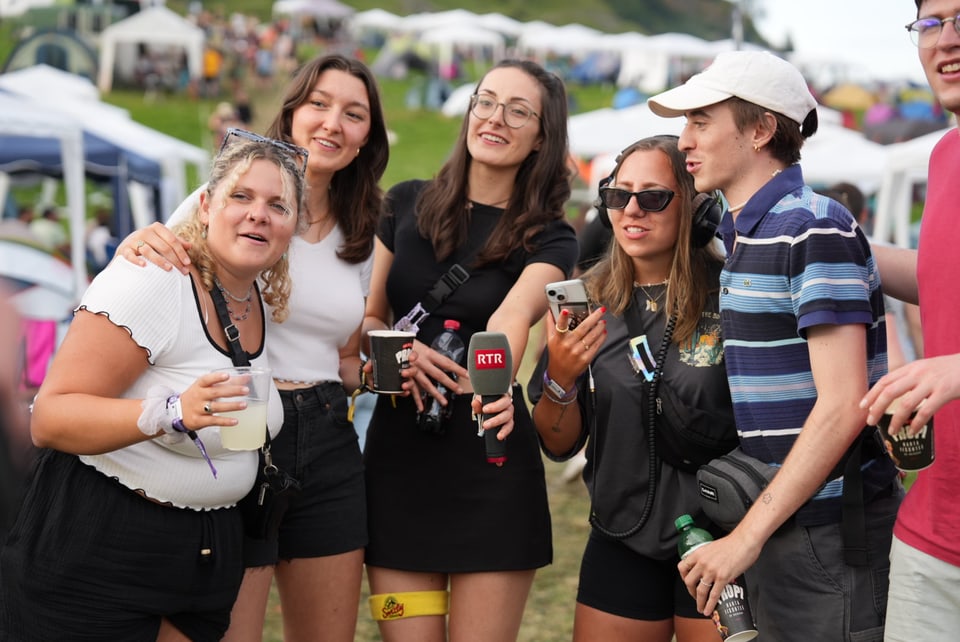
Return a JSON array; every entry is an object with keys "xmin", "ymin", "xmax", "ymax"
[
  {"xmin": 113, "ymin": 55, "xmax": 396, "ymax": 642},
  {"xmin": 360, "ymin": 59, "xmax": 578, "ymax": 642},
  {"xmin": 529, "ymin": 136, "xmax": 738, "ymax": 642},
  {"xmin": 0, "ymin": 136, "xmax": 305, "ymax": 641}
]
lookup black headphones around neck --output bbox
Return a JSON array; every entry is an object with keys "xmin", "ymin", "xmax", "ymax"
[{"xmin": 594, "ymin": 173, "xmax": 723, "ymax": 248}]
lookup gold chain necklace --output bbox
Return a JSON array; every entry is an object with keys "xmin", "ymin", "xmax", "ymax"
[{"xmin": 634, "ymin": 280, "xmax": 667, "ymax": 312}]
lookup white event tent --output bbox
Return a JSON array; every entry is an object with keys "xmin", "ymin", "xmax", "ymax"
[
  {"xmin": 873, "ymin": 128, "xmax": 951, "ymax": 248},
  {"xmin": 97, "ymin": 6, "xmax": 204, "ymax": 93},
  {"xmin": 0, "ymin": 65, "xmax": 208, "ymax": 221},
  {"xmin": 0, "ymin": 92, "xmax": 87, "ymax": 310}
]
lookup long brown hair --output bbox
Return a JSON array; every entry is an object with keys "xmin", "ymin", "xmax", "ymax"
[
  {"xmin": 265, "ymin": 54, "xmax": 388, "ymax": 264},
  {"xmin": 415, "ymin": 59, "xmax": 572, "ymax": 266},
  {"xmin": 583, "ymin": 135, "xmax": 723, "ymax": 346}
]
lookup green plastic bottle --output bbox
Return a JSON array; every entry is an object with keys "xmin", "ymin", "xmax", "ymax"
[
  {"xmin": 675, "ymin": 513, "xmax": 713, "ymax": 559},
  {"xmin": 674, "ymin": 514, "xmax": 758, "ymax": 642}
]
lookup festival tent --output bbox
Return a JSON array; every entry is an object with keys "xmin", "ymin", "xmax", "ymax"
[
  {"xmin": 873, "ymin": 128, "xmax": 951, "ymax": 248},
  {"xmin": 568, "ymin": 103, "xmax": 684, "ymax": 159},
  {"xmin": 97, "ymin": 5, "xmax": 204, "ymax": 93},
  {"xmin": 0, "ymin": 92, "xmax": 87, "ymax": 310},
  {"xmin": 798, "ymin": 122, "xmax": 888, "ymax": 193},
  {"xmin": 418, "ymin": 26, "xmax": 505, "ymax": 74},
  {"xmin": 0, "ymin": 65, "xmax": 208, "ymax": 230},
  {"xmin": 273, "ymin": 0, "xmax": 354, "ymax": 19}
]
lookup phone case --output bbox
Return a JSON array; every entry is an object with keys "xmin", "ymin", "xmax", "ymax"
[{"xmin": 545, "ymin": 279, "xmax": 591, "ymax": 330}]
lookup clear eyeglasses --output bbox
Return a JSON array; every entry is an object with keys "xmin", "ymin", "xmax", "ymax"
[
  {"xmin": 905, "ymin": 14, "xmax": 960, "ymax": 48},
  {"xmin": 469, "ymin": 94, "xmax": 540, "ymax": 129}
]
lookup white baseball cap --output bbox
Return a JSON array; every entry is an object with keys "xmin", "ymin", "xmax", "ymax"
[{"xmin": 648, "ymin": 51, "xmax": 818, "ymax": 132}]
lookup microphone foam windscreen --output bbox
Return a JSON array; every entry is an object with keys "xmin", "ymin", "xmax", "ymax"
[{"xmin": 466, "ymin": 332, "xmax": 513, "ymax": 396}]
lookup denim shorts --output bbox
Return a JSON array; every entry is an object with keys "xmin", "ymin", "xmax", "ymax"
[{"xmin": 244, "ymin": 382, "xmax": 367, "ymax": 566}]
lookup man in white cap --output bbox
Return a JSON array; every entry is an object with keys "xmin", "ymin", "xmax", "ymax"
[
  {"xmin": 649, "ymin": 51, "xmax": 902, "ymax": 641},
  {"xmin": 861, "ymin": 2, "xmax": 960, "ymax": 640}
]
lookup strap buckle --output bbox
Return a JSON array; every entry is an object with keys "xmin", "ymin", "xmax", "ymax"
[{"xmin": 223, "ymin": 323, "xmax": 240, "ymax": 343}]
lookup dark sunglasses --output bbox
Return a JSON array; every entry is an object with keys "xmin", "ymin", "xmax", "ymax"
[
  {"xmin": 218, "ymin": 128, "xmax": 309, "ymax": 178},
  {"xmin": 599, "ymin": 187, "xmax": 675, "ymax": 212}
]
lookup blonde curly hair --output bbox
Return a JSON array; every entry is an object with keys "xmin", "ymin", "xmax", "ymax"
[{"xmin": 173, "ymin": 137, "xmax": 308, "ymax": 323}]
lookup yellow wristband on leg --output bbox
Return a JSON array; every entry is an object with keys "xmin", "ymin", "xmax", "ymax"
[{"xmin": 369, "ymin": 590, "xmax": 449, "ymax": 621}]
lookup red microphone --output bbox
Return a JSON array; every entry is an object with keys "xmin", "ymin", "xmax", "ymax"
[{"xmin": 467, "ymin": 332, "xmax": 513, "ymax": 466}]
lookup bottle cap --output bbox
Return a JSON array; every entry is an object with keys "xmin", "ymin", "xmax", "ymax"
[
  {"xmin": 443, "ymin": 319, "xmax": 461, "ymax": 330},
  {"xmin": 674, "ymin": 514, "xmax": 694, "ymax": 531}
]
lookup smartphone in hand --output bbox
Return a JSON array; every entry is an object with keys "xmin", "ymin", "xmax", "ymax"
[{"xmin": 545, "ymin": 279, "xmax": 591, "ymax": 330}]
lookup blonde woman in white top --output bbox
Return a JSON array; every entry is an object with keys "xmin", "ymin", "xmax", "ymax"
[{"xmin": 0, "ymin": 133, "xmax": 306, "ymax": 642}]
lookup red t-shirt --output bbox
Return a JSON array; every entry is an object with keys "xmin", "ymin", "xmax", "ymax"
[{"xmin": 895, "ymin": 128, "xmax": 960, "ymax": 566}]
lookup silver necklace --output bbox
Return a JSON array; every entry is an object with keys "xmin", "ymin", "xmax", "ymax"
[
  {"xmin": 214, "ymin": 276, "xmax": 252, "ymax": 321},
  {"xmin": 634, "ymin": 280, "xmax": 667, "ymax": 312}
]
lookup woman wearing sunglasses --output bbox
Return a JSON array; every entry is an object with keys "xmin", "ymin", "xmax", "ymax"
[
  {"xmin": 113, "ymin": 55, "xmax": 399, "ymax": 642},
  {"xmin": 529, "ymin": 135, "xmax": 738, "ymax": 642},
  {"xmin": 0, "ymin": 136, "xmax": 305, "ymax": 641}
]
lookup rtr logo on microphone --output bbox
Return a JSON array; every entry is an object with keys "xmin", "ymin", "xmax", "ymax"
[{"xmin": 473, "ymin": 349, "xmax": 507, "ymax": 369}]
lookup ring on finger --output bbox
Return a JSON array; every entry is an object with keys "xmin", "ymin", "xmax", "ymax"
[
  {"xmin": 203, "ymin": 402, "xmax": 212, "ymax": 414},
  {"xmin": 135, "ymin": 240, "xmax": 145, "ymax": 253},
  {"xmin": 555, "ymin": 323, "xmax": 568, "ymax": 334},
  {"xmin": 699, "ymin": 579, "xmax": 713, "ymax": 587},
  {"xmin": 581, "ymin": 339, "xmax": 590, "ymax": 351}
]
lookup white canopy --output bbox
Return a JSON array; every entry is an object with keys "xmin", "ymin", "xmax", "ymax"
[
  {"xmin": 0, "ymin": 65, "xmax": 208, "ymax": 217},
  {"xmin": 97, "ymin": 6, "xmax": 205, "ymax": 93},
  {"xmin": 418, "ymin": 26, "xmax": 505, "ymax": 72},
  {"xmin": 273, "ymin": 0, "xmax": 355, "ymax": 20},
  {"xmin": 800, "ymin": 122, "xmax": 888, "ymax": 194},
  {"xmin": 568, "ymin": 104, "xmax": 684, "ymax": 159},
  {"xmin": 0, "ymin": 93, "xmax": 87, "ymax": 311},
  {"xmin": 873, "ymin": 128, "xmax": 952, "ymax": 248},
  {"xmin": 348, "ymin": 8, "xmax": 403, "ymax": 35},
  {"xmin": 517, "ymin": 23, "xmax": 604, "ymax": 57}
]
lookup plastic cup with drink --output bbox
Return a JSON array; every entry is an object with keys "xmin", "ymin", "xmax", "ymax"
[{"xmin": 214, "ymin": 366, "xmax": 271, "ymax": 451}]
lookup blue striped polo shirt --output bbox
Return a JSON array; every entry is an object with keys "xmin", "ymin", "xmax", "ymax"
[{"xmin": 716, "ymin": 165, "xmax": 896, "ymax": 525}]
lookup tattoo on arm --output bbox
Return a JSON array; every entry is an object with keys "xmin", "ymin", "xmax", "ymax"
[
  {"xmin": 550, "ymin": 403, "xmax": 569, "ymax": 433},
  {"xmin": 761, "ymin": 492, "xmax": 772, "ymax": 505}
]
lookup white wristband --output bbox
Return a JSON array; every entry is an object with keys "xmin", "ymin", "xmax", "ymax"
[{"xmin": 138, "ymin": 385, "xmax": 185, "ymax": 443}]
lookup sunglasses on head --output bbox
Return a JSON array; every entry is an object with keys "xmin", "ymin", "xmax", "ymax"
[
  {"xmin": 599, "ymin": 187, "xmax": 675, "ymax": 212},
  {"xmin": 218, "ymin": 128, "xmax": 309, "ymax": 178}
]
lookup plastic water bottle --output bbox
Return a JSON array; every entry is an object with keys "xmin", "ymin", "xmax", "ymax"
[
  {"xmin": 675, "ymin": 514, "xmax": 758, "ymax": 642},
  {"xmin": 418, "ymin": 320, "xmax": 465, "ymax": 435}
]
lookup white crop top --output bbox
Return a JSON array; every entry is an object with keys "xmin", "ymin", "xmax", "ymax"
[{"xmin": 77, "ymin": 260, "xmax": 283, "ymax": 510}]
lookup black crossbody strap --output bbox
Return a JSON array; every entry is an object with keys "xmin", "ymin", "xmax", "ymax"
[
  {"xmin": 209, "ymin": 283, "xmax": 271, "ymax": 449},
  {"xmin": 422, "ymin": 263, "xmax": 470, "ymax": 314}
]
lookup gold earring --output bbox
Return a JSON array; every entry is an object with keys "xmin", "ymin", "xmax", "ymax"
[
  {"xmin": 201, "ymin": 225, "xmax": 207, "ymax": 239},
  {"xmin": 356, "ymin": 148, "xmax": 361, "ymax": 156},
  {"xmin": 753, "ymin": 144, "xmax": 760, "ymax": 152}
]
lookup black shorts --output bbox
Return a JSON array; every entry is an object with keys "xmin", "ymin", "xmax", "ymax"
[
  {"xmin": 0, "ymin": 449, "xmax": 244, "ymax": 641},
  {"xmin": 244, "ymin": 383, "xmax": 367, "ymax": 566},
  {"xmin": 576, "ymin": 530, "xmax": 707, "ymax": 621}
]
